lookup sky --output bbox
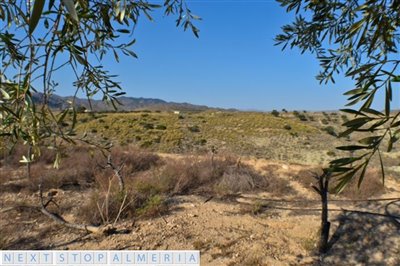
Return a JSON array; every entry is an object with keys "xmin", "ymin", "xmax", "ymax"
[{"xmin": 55, "ymin": 0, "xmax": 361, "ymax": 111}]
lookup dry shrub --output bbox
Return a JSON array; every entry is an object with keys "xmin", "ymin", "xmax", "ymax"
[
  {"xmin": 159, "ymin": 158, "xmax": 214, "ymax": 194},
  {"xmin": 260, "ymin": 164, "xmax": 297, "ymax": 195},
  {"xmin": 0, "ymin": 142, "xmax": 57, "ymax": 167},
  {"xmin": 294, "ymin": 167, "xmax": 385, "ymax": 199},
  {"xmin": 293, "ymin": 168, "xmax": 321, "ymax": 190},
  {"xmin": 337, "ymin": 168, "xmax": 385, "ymax": 199},
  {"xmin": 79, "ymin": 155, "xmax": 256, "ymax": 224},
  {"xmin": 153, "ymin": 156, "xmax": 237, "ymax": 195},
  {"xmin": 79, "ymin": 170, "xmax": 168, "ymax": 225},
  {"xmin": 39, "ymin": 148, "xmax": 57, "ymax": 164},
  {"xmin": 135, "ymin": 155, "xmax": 294, "ymax": 196},
  {"xmin": 135, "ymin": 194, "xmax": 168, "ymax": 218},
  {"xmin": 216, "ymin": 166, "xmax": 267, "ymax": 194},
  {"xmin": 0, "ymin": 143, "xmax": 28, "ymax": 167},
  {"xmin": 78, "ymin": 170, "xmax": 136, "ymax": 225},
  {"xmin": 12, "ymin": 146, "xmax": 99, "ymax": 193},
  {"xmin": 78, "ymin": 190, "xmax": 135, "ymax": 226},
  {"xmin": 110, "ymin": 146, "xmax": 161, "ymax": 174},
  {"xmin": 0, "ymin": 166, "xmax": 14, "ymax": 185}
]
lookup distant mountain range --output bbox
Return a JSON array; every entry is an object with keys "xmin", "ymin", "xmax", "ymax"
[{"xmin": 32, "ymin": 92, "xmax": 217, "ymax": 112}]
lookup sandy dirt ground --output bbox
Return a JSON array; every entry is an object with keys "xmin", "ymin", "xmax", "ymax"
[{"xmin": 0, "ymin": 158, "xmax": 399, "ymax": 265}]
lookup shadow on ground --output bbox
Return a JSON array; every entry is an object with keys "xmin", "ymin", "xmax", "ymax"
[{"xmin": 322, "ymin": 201, "xmax": 400, "ymax": 266}]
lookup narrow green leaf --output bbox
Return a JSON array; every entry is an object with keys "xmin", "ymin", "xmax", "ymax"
[
  {"xmin": 391, "ymin": 75, "xmax": 400, "ymax": 82},
  {"xmin": 330, "ymin": 157, "xmax": 360, "ymax": 166},
  {"xmin": 357, "ymin": 162, "xmax": 368, "ymax": 188},
  {"xmin": 116, "ymin": 29, "xmax": 130, "ymax": 34},
  {"xmin": 334, "ymin": 170, "xmax": 355, "ymax": 193},
  {"xmin": 358, "ymin": 136, "xmax": 381, "ymax": 145},
  {"xmin": 343, "ymin": 88, "xmax": 365, "ymax": 96},
  {"xmin": 57, "ymin": 109, "xmax": 69, "ymax": 124},
  {"xmin": 343, "ymin": 117, "xmax": 371, "ymax": 128},
  {"xmin": 387, "ymin": 135, "xmax": 394, "ymax": 152},
  {"xmin": 346, "ymin": 63, "xmax": 375, "ymax": 77},
  {"xmin": 340, "ymin": 109, "xmax": 365, "ymax": 116},
  {"xmin": 336, "ymin": 145, "xmax": 369, "ymax": 151},
  {"xmin": 0, "ymin": 88, "xmax": 10, "ymax": 99},
  {"xmin": 113, "ymin": 49, "xmax": 119, "ymax": 62},
  {"xmin": 62, "ymin": 0, "xmax": 79, "ymax": 23},
  {"xmin": 385, "ymin": 82, "xmax": 392, "ymax": 117},
  {"xmin": 360, "ymin": 93, "xmax": 375, "ymax": 110},
  {"xmin": 73, "ymin": 52, "xmax": 86, "ymax": 65},
  {"xmin": 391, "ymin": 120, "xmax": 400, "ymax": 128},
  {"xmin": 338, "ymin": 128, "xmax": 355, "ymax": 138},
  {"xmin": 348, "ymin": 19, "xmax": 364, "ymax": 39},
  {"xmin": 346, "ymin": 97, "xmax": 364, "ymax": 106},
  {"xmin": 377, "ymin": 149, "xmax": 385, "ymax": 185},
  {"xmin": 29, "ymin": 0, "xmax": 45, "ymax": 34},
  {"xmin": 362, "ymin": 108, "xmax": 383, "ymax": 117}
]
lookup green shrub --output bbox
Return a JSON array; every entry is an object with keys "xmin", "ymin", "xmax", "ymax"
[
  {"xmin": 327, "ymin": 150, "xmax": 336, "ymax": 157},
  {"xmin": 196, "ymin": 139, "xmax": 207, "ymax": 146},
  {"xmin": 155, "ymin": 124, "xmax": 167, "ymax": 130},
  {"xmin": 136, "ymin": 195, "xmax": 168, "ymax": 218},
  {"xmin": 284, "ymin": 125, "xmax": 292, "ymax": 130},
  {"xmin": 141, "ymin": 123, "xmax": 154, "ymax": 130},
  {"xmin": 140, "ymin": 140, "xmax": 153, "ymax": 148},
  {"xmin": 188, "ymin": 125, "xmax": 200, "ymax": 133},
  {"xmin": 323, "ymin": 126, "xmax": 337, "ymax": 137},
  {"xmin": 271, "ymin": 110, "xmax": 280, "ymax": 117},
  {"xmin": 297, "ymin": 114, "xmax": 308, "ymax": 121}
]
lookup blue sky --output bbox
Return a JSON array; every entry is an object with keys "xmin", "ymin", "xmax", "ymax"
[{"xmin": 56, "ymin": 0, "xmax": 358, "ymax": 111}]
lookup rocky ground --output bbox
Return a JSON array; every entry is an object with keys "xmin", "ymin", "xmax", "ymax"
[{"xmin": 1, "ymin": 157, "xmax": 399, "ymax": 265}]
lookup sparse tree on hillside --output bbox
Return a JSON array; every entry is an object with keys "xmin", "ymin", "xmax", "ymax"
[
  {"xmin": 271, "ymin": 109, "xmax": 280, "ymax": 117},
  {"xmin": 276, "ymin": 0, "xmax": 400, "ymax": 192}
]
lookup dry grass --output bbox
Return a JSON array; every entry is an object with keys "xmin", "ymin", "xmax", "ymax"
[
  {"xmin": 0, "ymin": 143, "xmax": 57, "ymax": 168},
  {"xmin": 294, "ymin": 167, "xmax": 386, "ymax": 199},
  {"xmin": 110, "ymin": 146, "xmax": 161, "ymax": 174},
  {"xmin": 338, "ymin": 168, "xmax": 385, "ymax": 199},
  {"xmin": 78, "ymin": 153, "xmax": 295, "ymax": 225}
]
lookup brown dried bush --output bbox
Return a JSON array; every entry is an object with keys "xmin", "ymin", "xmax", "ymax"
[
  {"xmin": 79, "ymin": 169, "xmax": 169, "ymax": 225},
  {"xmin": 294, "ymin": 167, "xmax": 385, "ymax": 199},
  {"xmin": 110, "ymin": 146, "xmax": 161, "ymax": 175},
  {"xmin": 140, "ymin": 155, "xmax": 295, "ymax": 196},
  {"xmin": 0, "ymin": 143, "xmax": 28, "ymax": 167},
  {"xmin": 338, "ymin": 168, "xmax": 385, "ymax": 199}
]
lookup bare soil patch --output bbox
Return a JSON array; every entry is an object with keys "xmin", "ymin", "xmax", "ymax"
[{"xmin": 0, "ymin": 151, "xmax": 399, "ymax": 265}]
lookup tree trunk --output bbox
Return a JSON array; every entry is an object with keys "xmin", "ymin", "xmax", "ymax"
[{"xmin": 319, "ymin": 176, "xmax": 330, "ymax": 253}]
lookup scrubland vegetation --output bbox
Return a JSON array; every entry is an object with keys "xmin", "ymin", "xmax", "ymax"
[{"xmin": 1, "ymin": 110, "xmax": 399, "ymax": 265}]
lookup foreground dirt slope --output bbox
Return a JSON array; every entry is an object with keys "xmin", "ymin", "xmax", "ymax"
[{"xmin": 0, "ymin": 158, "xmax": 399, "ymax": 265}]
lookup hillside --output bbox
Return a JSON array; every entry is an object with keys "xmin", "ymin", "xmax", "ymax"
[
  {"xmin": 1, "ymin": 109, "xmax": 399, "ymax": 265},
  {"xmin": 32, "ymin": 92, "xmax": 213, "ymax": 112}
]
